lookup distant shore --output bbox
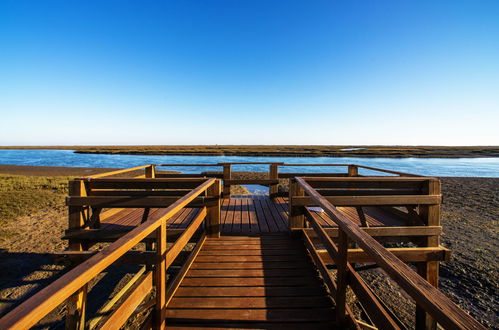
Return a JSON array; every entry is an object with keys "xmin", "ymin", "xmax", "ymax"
[{"xmin": 0, "ymin": 145, "xmax": 498, "ymax": 158}]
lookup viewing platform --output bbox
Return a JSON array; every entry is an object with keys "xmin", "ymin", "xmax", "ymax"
[{"xmin": 0, "ymin": 163, "xmax": 484, "ymax": 330}]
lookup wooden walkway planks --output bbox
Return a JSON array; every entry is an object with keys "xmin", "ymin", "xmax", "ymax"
[
  {"xmin": 166, "ymin": 235, "xmax": 337, "ymax": 328},
  {"xmin": 99, "ymin": 195, "xmax": 412, "ymax": 235}
]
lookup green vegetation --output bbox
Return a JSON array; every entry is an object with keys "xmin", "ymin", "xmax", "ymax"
[
  {"xmin": 0, "ymin": 174, "xmax": 70, "ymax": 238},
  {"xmin": 1, "ymin": 145, "xmax": 497, "ymax": 158}
]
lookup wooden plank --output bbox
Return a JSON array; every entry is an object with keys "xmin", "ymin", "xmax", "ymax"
[
  {"xmin": 180, "ymin": 277, "xmax": 322, "ymax": 287},
  {"xmin": 335, "ymin": 230, "xmax": 348, "ymax": 323},
  {"xmin": 89, "ymin": 190, "xmax": 192, "ymax": 196},
  {"xmin": 168, "ymin": 296, "xmax": 332, "ymax": 309},
  {"xmin": 87, "ymin": 178, "xmax": 209, "ymax": 189},
  {"xmin": 232, "ymin": 197, "xmax": 242, "ymax": 233},
  {"xmin": 174, "ymin": 286, "xmax": 328, "ymax": 297},
  {"xmin": 224, "ymin": 179, "xmax": 279, "ymax": 185},
  {"xmin": 241, "ymin": 197, "xmax": 251, "ymax": 233},
  {"xmin": 263, "ymin": 197, "xmax": 288, "ymax": 231},
  {"xmin": 186, "ymin": 268, "xmax": 316, "ymax": 277},
  {"xmin": 100, "ymin": 271, "xmax": 153, "ymax": 330},
  {"xmin": 301, "ymin": 226, "xmax": 443, "ymax": 239},
  {"xmin": 257, "ymin": 195, "xmax": 279, "ymax": 232},
  {"xmin": 84, "ymin": 165, "xmax": 151, "ymax": 179},
  {"xmin": 190, "ymin": 261, "xmax": 311, "ymax": 269},
  {"xmin": 66, "ymin": 196, "xmax": 209, "ymax": 208},
  {"xmin": 198, "ymin": 249, "xmax": 305, "ymax": 256},
  {"xmin": 253, "ymin": 196, "xmax": 270, "ymax": 233},
  {"xmin": 248, "ymin": 196, "xmax": 260, "ymax": 233},
  {"xmin": 166, "ymin": 308, "xmax": 335, "ymax": 323},
  {"xmin": 317, "ymin": 247, "xmax": 451, "ymax": 263},
  {"xmin": 196, "ymin": 254, "xmax": 305, "ymax": 263},
  {"xmin": 292, "ymin": 195, "xmax": 441, "ymax": 207},
  {"xmin": 88, "ymin": 266, "xmax": 146, "ymax": 328},
  {"xmin": 220, "ymin": 197, "xmax": 231, "ymax": 233},
  {"xmin": 201, "ymin": 244, "xmax": 301, "ymax": 250},
  {"xmin": 154, "ymin": 219, "xmax": 167, "ymax": 329},
  {"xmin": 166, "ymin": 323, "xmax": 337, "ymax": 330},
  {"xmin": 348, "ymin": 270, "xmax": 400, "ymax": 330}
]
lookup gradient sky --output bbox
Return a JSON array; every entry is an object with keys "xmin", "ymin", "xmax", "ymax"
[{"xmin": 1, "ymin": 1, "xmax": 498, "ymax": 145}]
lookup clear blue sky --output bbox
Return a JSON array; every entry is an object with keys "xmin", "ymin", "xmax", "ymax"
[{"xmin": 1, "ymin": 1, "xmax": 498, "ymax": 145}]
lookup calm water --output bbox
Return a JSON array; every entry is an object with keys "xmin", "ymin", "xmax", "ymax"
[{"xmin": 0, "ymin": 149, "xmax": 498, "ymax": 177}]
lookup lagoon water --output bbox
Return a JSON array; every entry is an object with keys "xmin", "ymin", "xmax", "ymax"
[{"xmin": 0, "ymin": 149, "xmax": 498, "ymax": 177}]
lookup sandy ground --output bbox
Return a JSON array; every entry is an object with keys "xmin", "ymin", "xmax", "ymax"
[{"xmin": 0, "ymin": 166, "xmax": 497, "ymax": 328}]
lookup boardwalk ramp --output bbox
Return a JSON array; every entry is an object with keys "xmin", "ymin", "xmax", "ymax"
[{"xmin": 167, "ymin": 235, "xmax": 336, "ymax": 328}]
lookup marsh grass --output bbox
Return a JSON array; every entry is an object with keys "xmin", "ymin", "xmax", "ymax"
[{"xmin": 0, "ymin": 174, "xmax": 71, "ymax": 238}]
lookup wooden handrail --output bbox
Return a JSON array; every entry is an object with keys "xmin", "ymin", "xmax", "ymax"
[
  {"xmin": 356, "ymin": 165, "xmax": 420, "ymax": 177},
  {"xmin": 83, "ymin": 164, "xmax": 152, "ymax": 179},
  {"xmin": 295, "ymin": 177, "xmax": 484, "ymax": 330},
  {"xmin": 0, "ymin": 178, "xmax": 216, "ymax": 330}
]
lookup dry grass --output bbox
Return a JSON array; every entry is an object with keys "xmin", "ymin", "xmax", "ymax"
[{"xmin": 0, "ymin": 175, "xmax": 71, "ymax": 239}]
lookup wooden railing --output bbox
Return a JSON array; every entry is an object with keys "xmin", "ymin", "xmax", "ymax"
[
  {"xmin": 150, "ymin": 162, "xmax": 418, "ymax": 197},
  {"xmin": 0, "ymin": 177, "xmax": 221, "ymax": 329},
  {"xmin": 292, "ymin": 177, "xmax": 484, "ymax": 330}
]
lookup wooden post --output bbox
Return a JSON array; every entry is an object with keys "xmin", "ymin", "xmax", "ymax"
[
  {"xmin": 336, "ymin": 229, "xmax": 349, "ymax": 324},
  {"xmin": 145, "ymin": 165, "xmax": 155, "ymax": 251},
  {"xmin": 416, "ymin": 179, "xmax": 441, "ymax": 330},
  {"xmin": 269, "ymin": 164, "xmax": 279, "ymax": 198},
  {"xmin": 154, "ymin": 219, "xmax": 167, "ymax": 329},
  {"xmin": 145, "ymin": 164, "xmax": 156, "ymax": 178},
  {"xmin": 288, "ymin": 179, "xmax": 305, "ymax": 231},
  {"xmin": 223, "ymin": 165, "xmax": 231, "ymax": 197},
  {"xmin": 206, "ymin": 179, "xmax": 221, "ymax": 238},
  {"xmin": 66, "ymin": 180, "xmax": 88, "ymax": 329},
  {"xmin": 348, "ymin": 165, "xmax": 358, "ymax": 177}
]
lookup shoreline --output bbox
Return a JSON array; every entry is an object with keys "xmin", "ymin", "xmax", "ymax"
[{"xmin": 1, "ymin": 145, "xmax": 498, "ymax": 158}]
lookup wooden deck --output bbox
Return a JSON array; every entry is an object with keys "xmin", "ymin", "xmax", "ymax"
[
  {"xmin": 99, "ymin": 195, "xmax": 410, "ymax": 234},
  {"xmin": 166, "ymin": 235, "xmax": 337, "ymax": 329}
]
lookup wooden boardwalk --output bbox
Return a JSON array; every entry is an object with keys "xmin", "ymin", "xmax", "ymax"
[
  {"xmin": 0, "ymin": 164, "xmax": 485, "ymax": 330},
  {"xmin": 167, "ymin": 235, "xmax": 337, "ymax": 328},
  {"xmin": 98, "ymin": 195, "xmax": 410, "ymax": 235}
]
